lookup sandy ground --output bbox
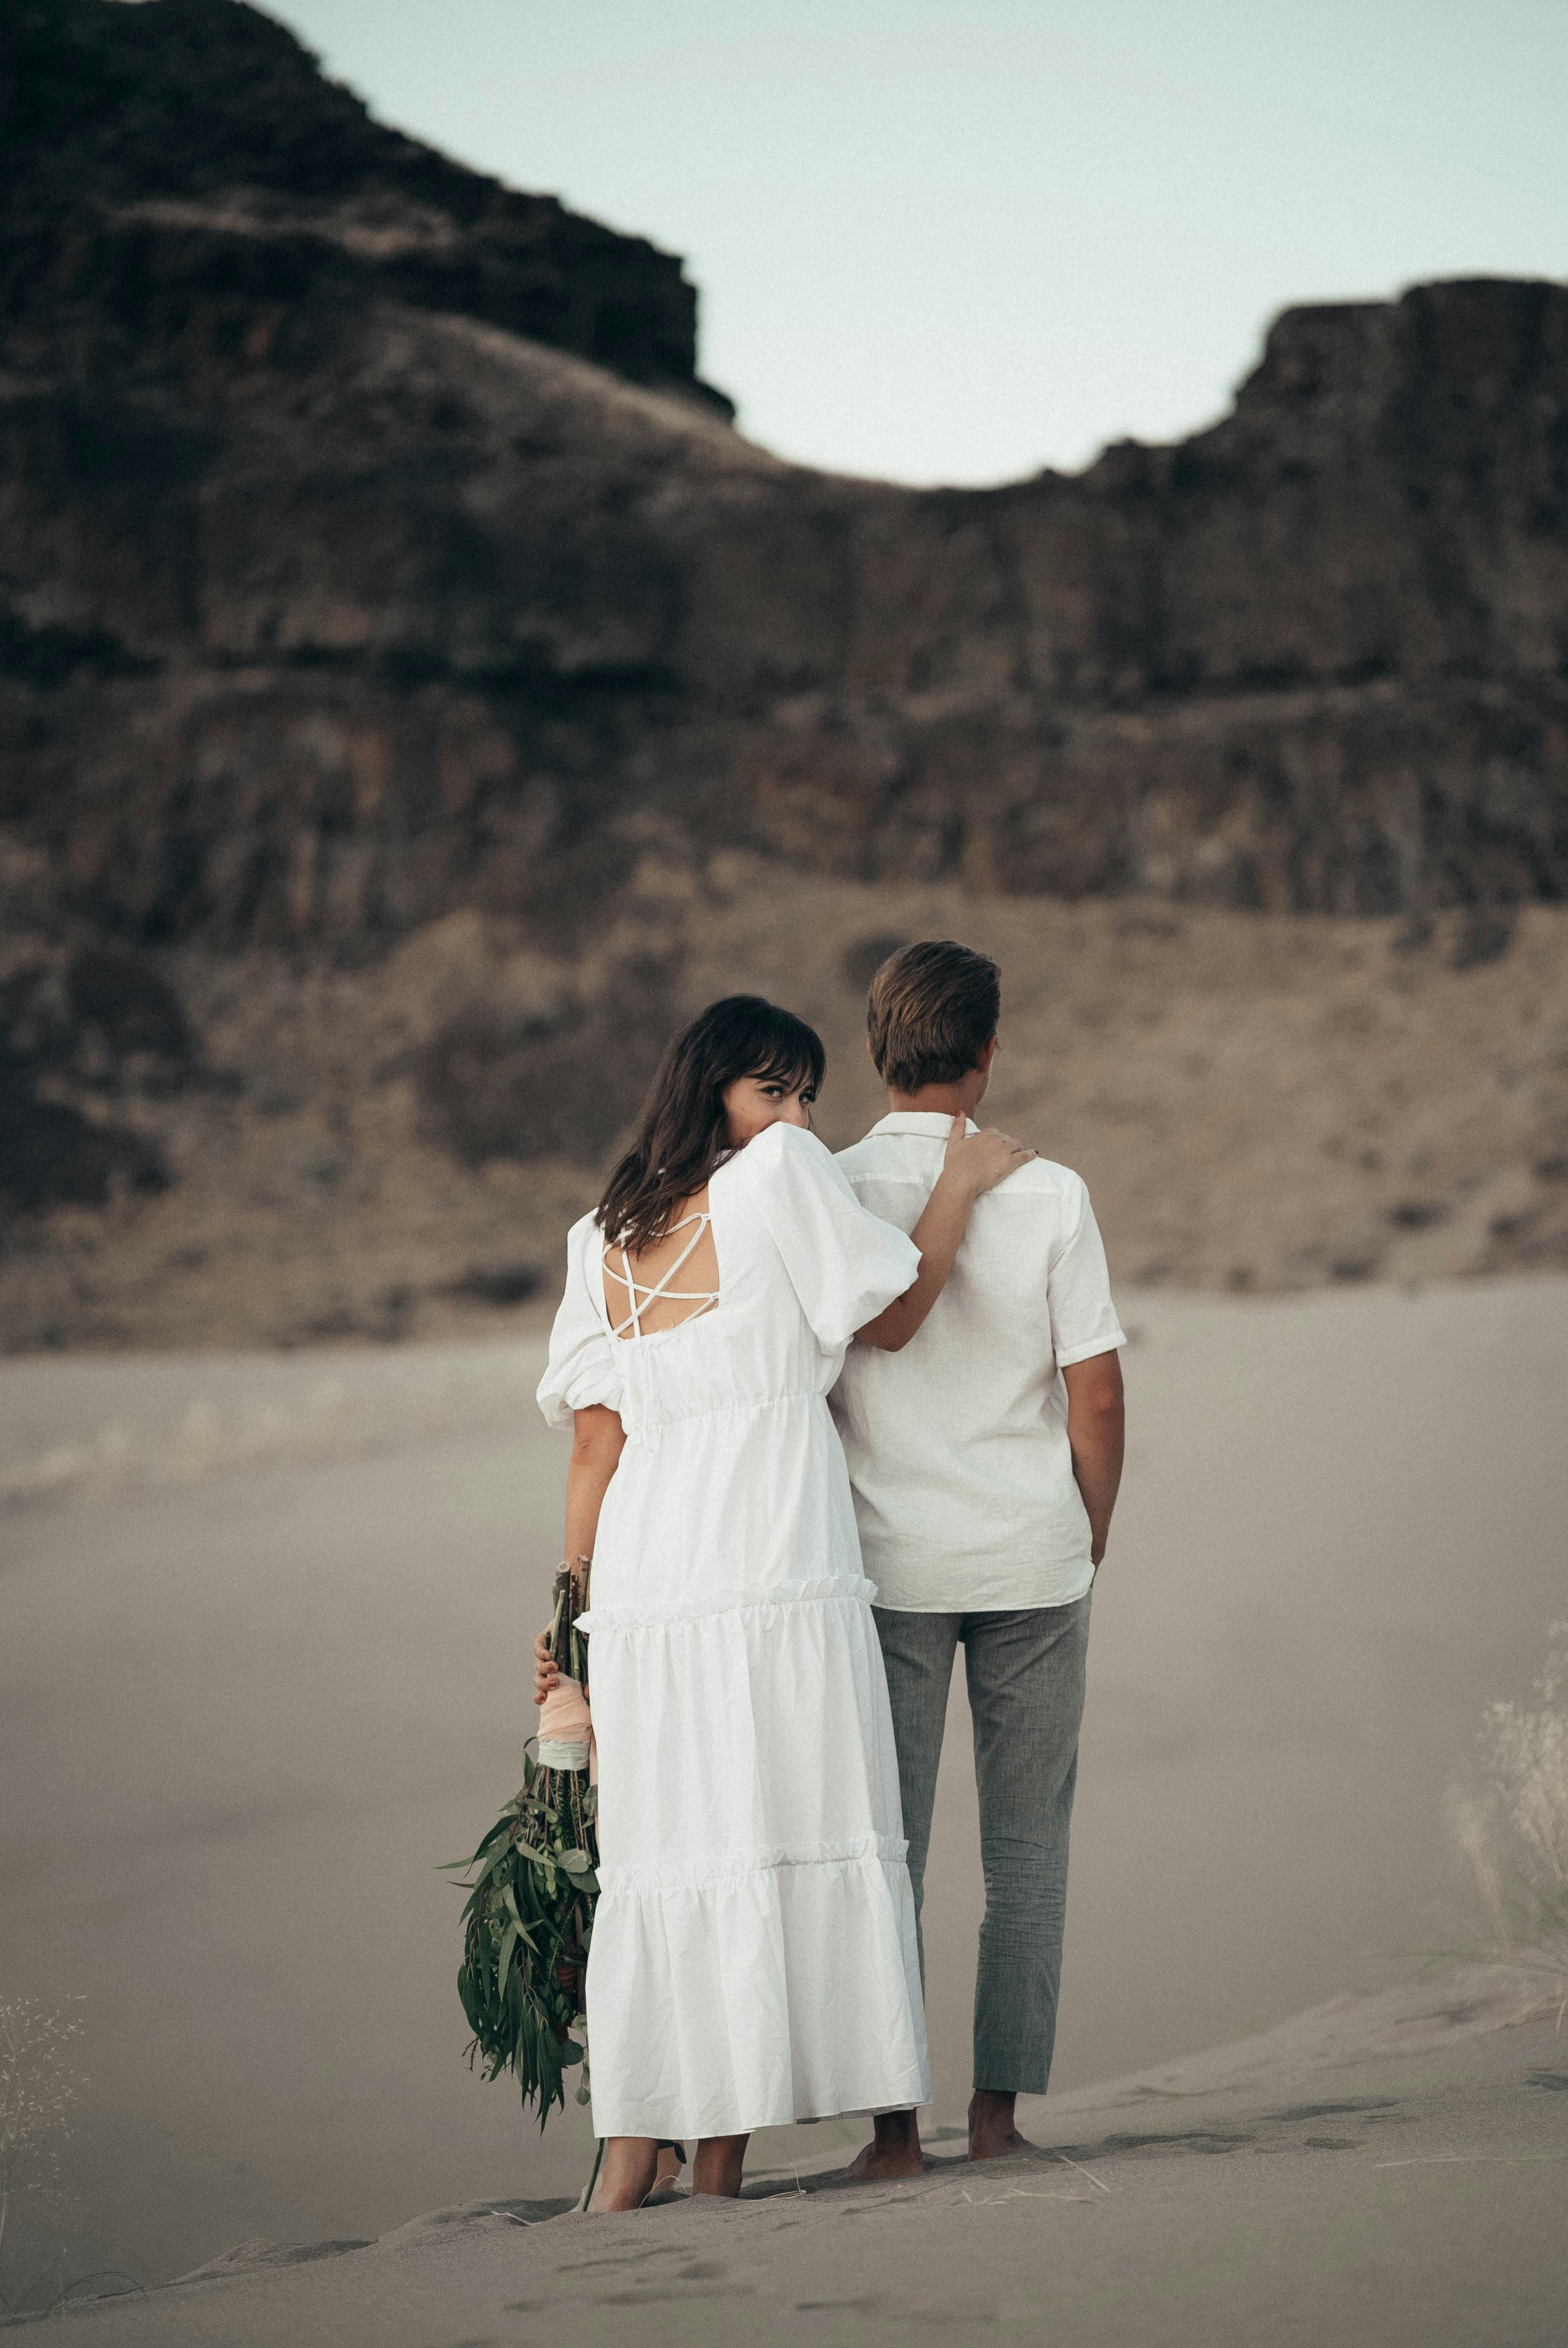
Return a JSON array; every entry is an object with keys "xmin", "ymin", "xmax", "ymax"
[
  {"xmin": 25, "ymin": 1973, "xmax": 1568, "ymax": 2348},
  {"xmin": 3, "ymin": 1280, "xmax": 1566, "ymax": 2321}
]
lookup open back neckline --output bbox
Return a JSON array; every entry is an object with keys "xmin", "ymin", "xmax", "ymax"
[{"xmin": 604, "ymin": 1210, "xmax": 721, "ymax": 1342}]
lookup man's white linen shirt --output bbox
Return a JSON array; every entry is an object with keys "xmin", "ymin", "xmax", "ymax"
[{"xmin": 831, "ymin": 1113, "xmax": 1126, "ymax": 1612}]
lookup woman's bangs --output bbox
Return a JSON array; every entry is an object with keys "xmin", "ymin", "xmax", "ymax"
[{"xmin": 743, "ymin": 1015, "xmax": 824, "ymax": 1095}]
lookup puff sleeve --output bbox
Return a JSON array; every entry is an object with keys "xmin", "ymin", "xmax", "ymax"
[
  {"xmin": 536, "ymin": 1214, "xmax": 624, "ymax": 1432},
  {"xmin": 745, "ymin": 1122, "xmax": 921, "ymax": 1353}
]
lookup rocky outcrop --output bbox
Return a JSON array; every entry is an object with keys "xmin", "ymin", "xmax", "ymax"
[
  {"xmin": 0, "ymin": 0, "xmax": 727, "ymax": 406},
  {"xmin": 2, "ymin": 2, "xmax": 1566, "ymax": 956}
]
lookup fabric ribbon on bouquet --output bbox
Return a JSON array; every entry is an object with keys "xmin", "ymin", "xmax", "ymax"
[{"xmin": 538, "ymin": 1676, "xmax": 594, "ymax": 1773}]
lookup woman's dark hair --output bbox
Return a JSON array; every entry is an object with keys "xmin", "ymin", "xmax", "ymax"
[{"xmin": 596, "ymin": 995, "xmax": 826, "ymax": 1252}]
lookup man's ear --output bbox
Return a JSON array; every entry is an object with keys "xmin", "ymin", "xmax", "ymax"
[{"xmin": 978, "ymin": 1034, "xmax": 999, "ymax": 1073}]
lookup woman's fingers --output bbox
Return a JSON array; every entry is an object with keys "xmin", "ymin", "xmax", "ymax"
[
  {"xmin": 942, "ymin": 1122, "xmax": 1030, "ymax": 1198},
  {"xmin": 962, "ymin": 1127, "xmax": 1035, "ymax": 1192},
  {"xmin": 533, "ymin": 1624, "xmax": 559, "ymax": 1707}
]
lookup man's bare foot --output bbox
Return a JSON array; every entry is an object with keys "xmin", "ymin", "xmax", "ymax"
[
  {"xmin": 848, "ymin": 2110, "xmax": 925, "ymax": 2181},
  {"xmin": 691, "ymin": 2133, "xmax": 749, "ymax": 2197},
  {"xmin": 968, "ymin": 2089, "xmax": 1034, "ymax": 2161},
  {"xmin": 594, "ymin": 2136, "xmax": 661, "ymax": 2211}
]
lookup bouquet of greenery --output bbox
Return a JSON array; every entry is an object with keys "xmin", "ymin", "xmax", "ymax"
[{"xmin": 447, "ymin": 1566, "xmax": 598, "ymax": 2129}]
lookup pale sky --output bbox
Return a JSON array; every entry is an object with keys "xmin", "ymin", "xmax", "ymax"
[{"xmin": 256, "ymin": 0, "xmax": 1566, "ymax": 486}]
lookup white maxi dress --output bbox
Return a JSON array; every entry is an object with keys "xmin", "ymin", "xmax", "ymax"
[{"xmin": 537, "ymin": 1120, "xmax": 932, "ymax": 2141}]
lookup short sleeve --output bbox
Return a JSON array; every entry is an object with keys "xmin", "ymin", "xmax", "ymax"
[
  {"xmin": 1048, "ymin": 1175, "xmax": 1127, "ymax": 1368},
  {"xmin": 536, "ymin": 1216, "xmax": 623, "ymax": 1432},
  {"xmin": 744, "ymin": 1122, "xmax": 920, "ymax": 1352}
]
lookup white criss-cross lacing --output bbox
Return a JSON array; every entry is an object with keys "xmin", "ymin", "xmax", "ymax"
[{"xmin": 605, "ymin": 1212, "xmax": 720, "ymax": 1340}]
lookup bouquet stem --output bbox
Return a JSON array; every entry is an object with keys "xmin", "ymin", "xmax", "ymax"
[{"xmin": 575, "ymin": 2138, "xmax": 606, "ymax": 2214}]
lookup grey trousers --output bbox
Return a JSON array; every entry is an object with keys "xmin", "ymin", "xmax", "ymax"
[{"xmin": 873, "ymin": 1593, "xmax": 1091, "ymax": 2098}]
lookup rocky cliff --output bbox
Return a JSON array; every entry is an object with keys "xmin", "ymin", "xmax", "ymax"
[
  {"xmin": 2, "ymin": 0, "xmax": 1566, "ymax": 1339},
  {"xmin": 6, "ymin": 253, "xmax": 1568, "ymax": 943},
  {"xmin": 1, "ymin": 0, "xmax": 727, "ymax": 405},
  {"xmin": 4, "ymin": 0, "xmax": 1567, "ymax": 956}
]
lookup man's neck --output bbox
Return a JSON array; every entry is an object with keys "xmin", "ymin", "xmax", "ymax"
[{"xmin": 885, "ymin": 1080, "xmax": 985, "ymax": 1120}]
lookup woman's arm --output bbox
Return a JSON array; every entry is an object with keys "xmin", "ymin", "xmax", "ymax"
[
  {"xmin": 856, "ymin": 1115, "xmax": 1034, "ymax": 1353},
  {"xmin": 564, "ymin": 1402, "xmax": 626, "ymax": 1560},
  {"xmin": 535, "ymin": 1403, "xmax": 625, "ymax": 1704}
]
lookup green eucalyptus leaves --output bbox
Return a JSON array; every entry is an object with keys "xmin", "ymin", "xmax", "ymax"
[{"xmin": 446, "ymin": 1583, "xmax": 597, "ymax": 2130}]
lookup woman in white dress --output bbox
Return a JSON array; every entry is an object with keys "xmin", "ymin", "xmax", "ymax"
[{"xmin": 535, "ymin": 996, "xmax": 1030, "ymax": 2210}]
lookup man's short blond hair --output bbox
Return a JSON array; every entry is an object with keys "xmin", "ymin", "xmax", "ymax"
[{"xmin": 866, "ymin": 940, "xmax": 1000, "ymax": 1093}]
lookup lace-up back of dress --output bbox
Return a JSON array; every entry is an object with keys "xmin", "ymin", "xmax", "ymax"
[{"xmin": 604, "ymin": 1200, "xmax": 721, "ymax": 1341}]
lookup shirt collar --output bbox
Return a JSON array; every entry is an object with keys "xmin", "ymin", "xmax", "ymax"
[{"xmin": 868, "ymin": 1111, "xmax": 978, "ymax": 1137}]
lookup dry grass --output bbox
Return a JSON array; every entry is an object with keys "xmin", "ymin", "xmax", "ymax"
[
  {"xmin": 1450, "ymin": 1625, "xmax": 1568, "ymax": 2018},
  {"xmin": 2, "ymin": 858, "xmax": 1567, "ymax": 1350}
]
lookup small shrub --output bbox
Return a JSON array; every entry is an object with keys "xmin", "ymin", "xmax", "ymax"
[
  {"xmin": 1388, "ymin": 1197, "xmax": 1447, "ymax": 1232},
  {"xmin": 444, "ymin": 1261, "xmax": 545, "ymax": 1307},
  {"xmin": 66, "ymin": 947, "xmax": 192, "ymax": 1068},
  {"xmin": 1450, "ymin": 1624, "xmax": 1568, "ymax": 2006},
  {"xmin": 840, "ymin": 933, "xmax": 910, "ymax": 995},
  {"xmin": 1451, "ymin": 907, "xmax": 1516, "ymax": 971},
  {"xmin": 0, "ymin": 948, "xmax": 184, "ymax": 1217},
  {"xmin": 0, "ymin": 1085, "xmax": 168, "ymax": 1216},
  {"xmin": 507, "ymin": 834, "xmax": 639, "ymax": 953},
  {"xmin": 1112, "ymin": 907, "xmax": 1184, "ymax": 940},
  {"xmin": 0, "ymin": 953, "xmax": 193, "ymax": 1089},
  {"xmin": 417, "ymin": 955, "xmax": 678, "ymax": 1169}
]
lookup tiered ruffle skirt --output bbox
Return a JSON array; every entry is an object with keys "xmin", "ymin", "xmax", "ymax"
[{"xmin": 580, "ymin": 1577, "xmax": 930, "ymax": 2140}]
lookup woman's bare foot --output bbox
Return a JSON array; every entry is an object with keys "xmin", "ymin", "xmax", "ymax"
[
  {"xmin": 968, "ymin": 2089, "xmax": 1034, "ymax": 2160},
  {"xmin": 848, "ymin": 2110, "xmax": 925, "ymax": 2181},
  {"xmin": 644, "ymin": 2143, "xmax": 686, "ymax": 2203},
  {"xmin": 691, "ymin": 2133, "xmax": 749, "ymax": 2197},
  {"xmin": 594, "ymin": 2136, "xmax": 661, "ymax": 2211}
]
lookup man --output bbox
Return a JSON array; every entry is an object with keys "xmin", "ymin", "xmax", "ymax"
[{"xmin": 837, "ymin": 939, "xmax": 1126, "ymax": 2174}]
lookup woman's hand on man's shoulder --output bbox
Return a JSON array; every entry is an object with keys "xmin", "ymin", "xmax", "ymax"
[{"xmin": 941, "ymin": 1111, "xmax": 1035, "ymax": 1199}]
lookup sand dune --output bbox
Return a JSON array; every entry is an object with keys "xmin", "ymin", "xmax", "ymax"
[
  {"xmin": 3, "ymin": 1278, "xmax": 1566, "ymax": 2310},
  {"xmin": 27, "ymin": 1971, "xmax": 1568, "ymax": 2347}
]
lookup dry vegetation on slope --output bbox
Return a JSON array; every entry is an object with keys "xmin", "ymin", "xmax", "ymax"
[{"xmin": 3, "ymin": 856, "xmax": 1566, "ymax": 1352}]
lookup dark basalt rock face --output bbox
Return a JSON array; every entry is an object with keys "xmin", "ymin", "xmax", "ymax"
[
  {"xmin": 0, "ymin": 0, "xmax": 726, "ymax": 408},
  {"xmin": 1, "ymin": 0, "xmax": 1565, "ymax": 958}
]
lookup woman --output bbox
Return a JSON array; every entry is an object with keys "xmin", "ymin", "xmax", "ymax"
[{"xmin": 535, "ymin": 995, "xmax": 1030, "ymax": 2210}]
